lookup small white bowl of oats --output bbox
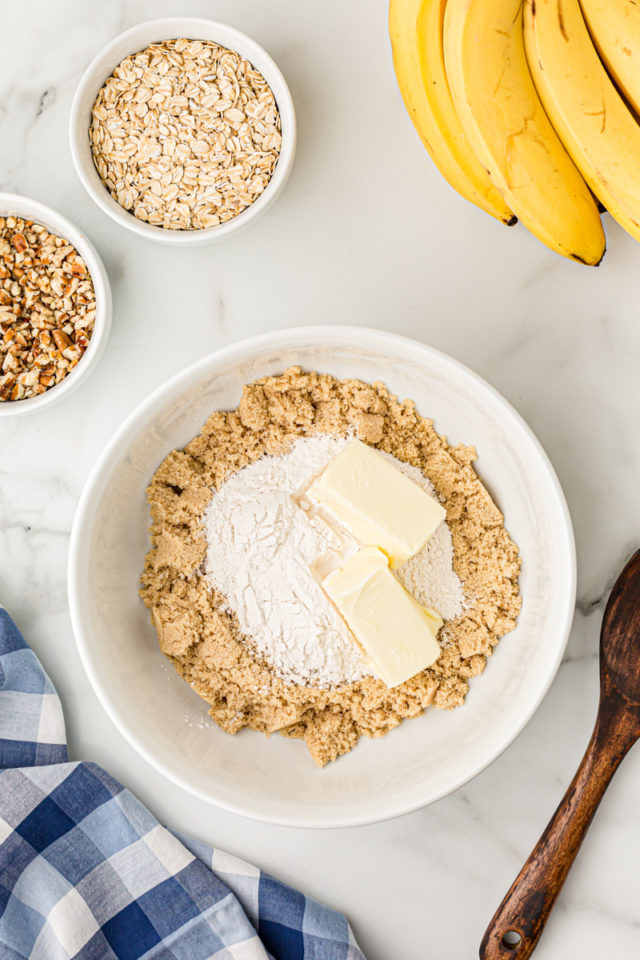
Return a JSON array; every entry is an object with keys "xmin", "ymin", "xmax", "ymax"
[
  {"xmin": 0, "ymin": 193, "xmax": 112, "ymax": 416},
  {"xmin": 69, "ymin": 18, "xmax": 296, "ymax": 245}
]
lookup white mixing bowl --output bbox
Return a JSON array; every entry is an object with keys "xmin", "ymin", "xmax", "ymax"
[{"xmin": 68, "ymin": 327, "xmax": 575, "ymax": 828}]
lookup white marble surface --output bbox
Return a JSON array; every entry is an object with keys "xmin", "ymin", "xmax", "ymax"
[{"xmin": 2, "ymin": 2, "xmax": 640, "ymax": 957}]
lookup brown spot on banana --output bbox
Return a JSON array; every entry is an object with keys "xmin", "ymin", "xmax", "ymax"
[{"xmin": 558, "ymin": 0, "xmax": 569, "ymax": 42}]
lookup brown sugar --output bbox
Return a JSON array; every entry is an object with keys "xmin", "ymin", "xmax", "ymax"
[{"xmin": 140, "ymin": 369, "xmax": 521, "ymax": 766}]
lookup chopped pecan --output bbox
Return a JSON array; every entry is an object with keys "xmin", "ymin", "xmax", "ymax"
[{"xmin": 0, "ymin": 215, "xmax": 96, "ymax": 401}]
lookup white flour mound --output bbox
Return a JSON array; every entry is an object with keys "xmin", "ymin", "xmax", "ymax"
[{"xmin": 203, "ymin": 434, "xmax": 465, "ymax": 688}]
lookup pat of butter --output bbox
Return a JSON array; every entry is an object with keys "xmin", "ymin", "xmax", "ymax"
[
  {"xmin": 306, "ymin": 438, "xmax": 446, "ymax": 567},
  {"xmin": 323, "ymin": 547, "xmax": 442, "ymax": 688}
]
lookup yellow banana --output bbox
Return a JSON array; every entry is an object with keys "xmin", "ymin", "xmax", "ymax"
[
  {"xmin": 389, "ymin": 0, "xmax": 515, "ymax": 224},
  {"xmin": 443, "ymin": 0, "xmax": 605, "ymax": 264},
  {"xmin": 524, "ymin": 0, "xmax": 640, "ymax": 244},
  {"xmin": 580, "ymin": 0, "xmax": 640, "ymax": 116}
]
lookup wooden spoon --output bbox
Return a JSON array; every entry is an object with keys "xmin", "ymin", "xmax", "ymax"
[{"xmin": 480, "ymin": 549, "xmax": 640, "ymax": 960}]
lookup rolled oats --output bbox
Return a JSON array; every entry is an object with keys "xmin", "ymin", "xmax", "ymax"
[
  {"xmin": 90, "ymin": 39, "xmax": 283, "ymax": 231},
  {"xmin": 0, "ymin": 217, "xmax": 96, "ymax": 402}
]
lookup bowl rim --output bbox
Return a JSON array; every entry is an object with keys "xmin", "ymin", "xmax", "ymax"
[
  {"xmin": 68, "ymin": 16, "xmax": 297, "ymax": 246},
  {"xmin": 68, "ymin": 325, "xmax": 576, "ymax": 827},
  {"xmin": 0, "ymin": 192, "xmax": 112, "ymax": 417}
]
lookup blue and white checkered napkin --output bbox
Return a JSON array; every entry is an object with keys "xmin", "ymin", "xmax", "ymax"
[{"xmin": 0, "ymin": 608, "xmax": 367, "ymax": 960}]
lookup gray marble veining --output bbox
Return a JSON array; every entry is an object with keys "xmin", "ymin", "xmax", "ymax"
[{"xmin": 2, "ymin": 2, "xmax": 640, "ymax": 957}]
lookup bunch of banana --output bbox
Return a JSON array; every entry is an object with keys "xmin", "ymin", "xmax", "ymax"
[{"xmin": 389, "ymin": 0, "xmax": 640, "ymax": 265}]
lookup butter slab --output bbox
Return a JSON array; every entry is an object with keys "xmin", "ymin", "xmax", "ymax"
[
  {"xmin": 323, "ymin": 547, "xmax": 442, "ymax": 687},
  {"xmin": 306, "ymin": 438, "xmax": 446, "ymax": 567}
]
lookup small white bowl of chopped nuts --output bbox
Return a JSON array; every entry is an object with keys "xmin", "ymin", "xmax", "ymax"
[
  {"xmin": 0, "ymin": 193, "xmax": 112, "ymax": 415},
  {"xmin": 69, "ymin": 18, "xmax": 296, "ymax": 245}
]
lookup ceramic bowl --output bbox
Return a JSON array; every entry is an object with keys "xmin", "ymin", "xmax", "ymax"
[
  {"xmin": 69, "ymin": 17, "xmax": 296, "ymax": 246},
  {"xmin": 68, "ymin": 326, "xmax": 576, "ymax": 827},
  {"xmin": 0, "ymin": 193, "xmax": 112, "ymax": 417}
]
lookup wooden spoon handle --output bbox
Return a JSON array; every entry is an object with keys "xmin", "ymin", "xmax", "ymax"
[{"xmin": 480, "ymin": 698, "xmax": 637, "ymax": 960}]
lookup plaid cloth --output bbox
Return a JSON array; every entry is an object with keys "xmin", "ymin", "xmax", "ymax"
[{"xmin": 0, "ymin": 608, "xmax": 366, "ymax": 960}]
